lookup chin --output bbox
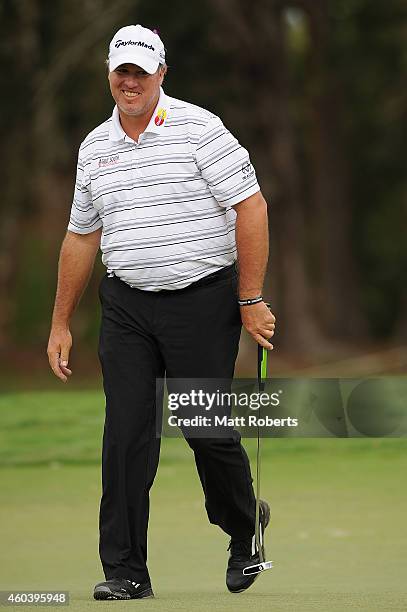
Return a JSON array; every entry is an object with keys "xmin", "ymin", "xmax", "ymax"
[{"xmin": 117, "ymin": 103, "xmax": 143, "ymax": 116}]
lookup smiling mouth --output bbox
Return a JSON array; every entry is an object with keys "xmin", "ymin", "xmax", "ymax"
[{"xmin": 122, "ymin": 90, "xmax": 141, "ymax": 98}]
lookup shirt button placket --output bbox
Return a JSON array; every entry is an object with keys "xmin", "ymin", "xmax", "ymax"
[{"xmin": 132, "ymin": 140, "xmax": 143, "ymax": 180}]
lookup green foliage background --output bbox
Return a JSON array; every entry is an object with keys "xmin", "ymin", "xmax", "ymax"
[{"xmin": 0, "ymin": 0, "xmax": 406, "ymax": 376}]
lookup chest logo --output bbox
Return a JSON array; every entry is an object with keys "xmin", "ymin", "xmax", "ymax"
[
  {"xmin": 154, "ymin": 108, "xmax": 167, "ymax": 127},
  {"xmin": 98, "ymin": 154, "xmax": 120, "ymax": 168}
]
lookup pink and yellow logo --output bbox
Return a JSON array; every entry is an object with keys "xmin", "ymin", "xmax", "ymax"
[{"xmin": 154, "ymin": 108, "xmax": 167, "ymax": 126}]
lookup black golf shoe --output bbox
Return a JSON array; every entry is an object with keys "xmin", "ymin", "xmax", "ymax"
[
  {"xmin": 93, "ymin": 578, "xmax": 154, "ymax": 600},
  {"xmin": 226, "ymin": 499, "xmax": 270, "ymax": 593}
]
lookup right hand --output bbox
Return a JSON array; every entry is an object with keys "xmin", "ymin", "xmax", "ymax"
[
  {"xmin": 47, "ymin": 327, "xmax": 73, "ymax": 383},
  {"xmin": 240, "ymin": 301, "xmax": 276, "ymax": 349}
]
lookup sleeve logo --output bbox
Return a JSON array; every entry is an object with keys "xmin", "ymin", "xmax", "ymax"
[{"xmin": 241, "ymin": 161, "xmax": 254, "ymax": 180}]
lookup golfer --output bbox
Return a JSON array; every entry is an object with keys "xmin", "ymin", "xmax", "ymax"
[{"xmin": 47, "ymin": 24, "xmax": 276, "ymax": 600}]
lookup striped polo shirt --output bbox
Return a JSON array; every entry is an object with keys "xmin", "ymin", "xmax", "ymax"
[{"xmin": 68, "ymin": 87, "xmax": 260, "ymax": 291}]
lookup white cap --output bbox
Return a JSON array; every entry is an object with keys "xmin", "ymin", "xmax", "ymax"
[{"xmin": 108, "ymin": 25, "xmax": 165, "ymax": 74}]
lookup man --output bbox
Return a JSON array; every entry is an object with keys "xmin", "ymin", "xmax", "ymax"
[{"xmin": 47, "ymin": 24, "xmax": 276, "ymax": 600}]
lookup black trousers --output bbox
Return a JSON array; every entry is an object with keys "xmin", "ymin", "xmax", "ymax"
[{"xmin": 97, "ymin": 264, "xmax": 256, "ymax": 583}]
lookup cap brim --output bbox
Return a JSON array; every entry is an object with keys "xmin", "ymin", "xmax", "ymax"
[{"xmin": 109, "ymin": 52, "xmax": 159, "ymax": 74}]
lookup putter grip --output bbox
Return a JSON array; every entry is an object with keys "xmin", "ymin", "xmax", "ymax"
[{"xmin": 257, "ymin": 302, "xmax": 272, "ymax": 390}]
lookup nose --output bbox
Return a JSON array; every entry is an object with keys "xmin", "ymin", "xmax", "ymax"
[{"xmin": 122, "ymin": 72, "xmax": 140, "ymax": 89}]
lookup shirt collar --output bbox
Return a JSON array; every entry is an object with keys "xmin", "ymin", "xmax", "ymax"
[{"xmin": 109, "ymin": 87, "xmax": 170, "ymax": 142}]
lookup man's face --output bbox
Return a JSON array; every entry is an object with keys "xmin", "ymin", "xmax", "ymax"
[{"xmin": 108, "ymin": 63, "xmax": 164, "ymax": 117}]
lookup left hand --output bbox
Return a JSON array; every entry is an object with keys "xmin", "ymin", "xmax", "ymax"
[{"xmin": 240, "ymin": 301, "xmax": 276, "ymax": 349}]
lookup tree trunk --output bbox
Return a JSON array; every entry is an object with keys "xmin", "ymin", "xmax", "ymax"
[
  {"xmin": 301, "ymin": 0, "xmax": 369, "ymax": 340},
  {"xmin": 0, "ymin": 0, "xmax": 40, "ymax": 349},
  {"xmin": 209, "ymin": 0, "xmax": 326, "ymax": 353}
]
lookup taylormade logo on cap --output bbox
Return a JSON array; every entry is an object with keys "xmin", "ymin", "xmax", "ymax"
[
  {"xmin": 114, "ymin": 40, "xmax": 155, "ymax": 51},
  {"xmin": 108, "ymin": 25, "xmax": 165, "ymax": 75}
]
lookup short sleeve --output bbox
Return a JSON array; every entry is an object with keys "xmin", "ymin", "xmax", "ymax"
[
  {"xmin": 67, "ymin": 146, "xmax": 102, "ymax": 234},
  {"xmin": 195, "ymin": 116, "xmax": 260, "ymax": 207}
]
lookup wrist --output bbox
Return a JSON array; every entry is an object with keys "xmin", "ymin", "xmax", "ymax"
[
  {"xmin": 51, "ymin": 319, "xmax": 70, "ymax": 332},
  {"xmin": 238, "ymin": 288, "xmax": 263, "ymax": 300}
]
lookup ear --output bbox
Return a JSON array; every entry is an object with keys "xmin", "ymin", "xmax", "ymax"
[{"xmin": 160, "ymin": 64, "xmax": 168, "ymax": 81}]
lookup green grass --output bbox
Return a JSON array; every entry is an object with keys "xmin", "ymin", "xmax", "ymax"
[
  {"xmin": 1, "ymin": 390, "xmax": 406, "ymax": 467},
  {"xmin": 0, "ymin": 391, "xmax": 406, "ymax": 610}
]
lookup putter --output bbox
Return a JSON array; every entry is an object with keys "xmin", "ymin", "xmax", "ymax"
[{"xmin": 243, "ymin": 305, "xmax": 273, "ymax": 576}]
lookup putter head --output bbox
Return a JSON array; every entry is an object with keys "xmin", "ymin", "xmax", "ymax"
[{"xmin": 243, "ymin": 560, "xmax": 273, "ymax": 576}]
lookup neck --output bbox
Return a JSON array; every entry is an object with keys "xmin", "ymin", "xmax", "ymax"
[
  {"xmin": 118, "ymin": 92, "xmax": 160, "ymax": 141},
  {"xmin": 119, "ymin": 112, "xmax": 149, "ymax": 141}
]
